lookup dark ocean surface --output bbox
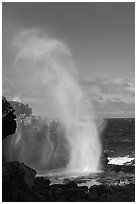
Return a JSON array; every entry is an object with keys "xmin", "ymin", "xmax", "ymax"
[
  {"xmin": 102, "ymin": 118, "xmax": 135, "ymax": 159},
  {"xmin": 3, "ymin": 117, "xmax": 135, "ymax": 170}
]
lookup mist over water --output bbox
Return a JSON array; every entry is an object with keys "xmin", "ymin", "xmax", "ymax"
[{"xmin": 3, "ymin": 29, "xmax": 102, "ymax": 173}]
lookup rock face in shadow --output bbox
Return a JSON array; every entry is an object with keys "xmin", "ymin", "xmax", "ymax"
[
  {"xmin": 88, "ymin": 183, "xmax": 135, "ymax": 202},
  {"xmin": 2, "ymin": 161, "xmax": 36, "ymax": 202},
  {"xmin": 31, "ymin": 164, "xmax": 135, "ymax": 202},
  {"xmin": 32, "ymin": 181, "xmax": 134, "ymax": 202},
  {"xmin": 2, "ymin": 96, "xmax": 17, "ymax": 140},
  {"xmin": 32, "ymin": 177, "xmax": 51, "ymax": 201},
  {"xmin": 2, "ymin": 161, "xmax": 135, "ymax": 202}
]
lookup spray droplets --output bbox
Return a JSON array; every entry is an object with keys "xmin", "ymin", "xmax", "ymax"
[{"xmin": 4, "ymin": 28, "xmax": 101, "ymax": 174}]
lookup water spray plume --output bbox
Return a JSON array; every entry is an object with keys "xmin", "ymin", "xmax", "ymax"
[{"xmin": 4, "ymin": 29, "xmax": 102, "ymax": 173}]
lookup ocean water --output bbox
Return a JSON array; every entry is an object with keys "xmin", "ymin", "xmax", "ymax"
[
  {"xmin": 3, "ymin": 117, "xmax": 135, "ymax": 169},
  {"xmin": 102, "ymin": 118, "xmax": 135, "ymax": 165}
]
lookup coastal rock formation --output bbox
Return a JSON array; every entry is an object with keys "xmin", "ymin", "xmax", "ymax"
[
  {"xmin": 9, "ymin": 101, "xmax": 32, "ymax": 117},
  {"xmin": 32, "ymin": 177, "xmax": 51, "ymax": 201},
  {"xmin": 2, "ymin": 161, "xmax": 36, "ymax": 201},
  {"xmin": 2, "ymin": 161, "xmax": 135, "ymax": 202},
  {"xmin": 2, "ymin": 96, "xmax": 17, "ymax": 140}
]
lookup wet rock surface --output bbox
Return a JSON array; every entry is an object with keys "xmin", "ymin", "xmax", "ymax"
[{"xmin": 2, "ymin": 162, "xmax": 135, "ymax": 202}]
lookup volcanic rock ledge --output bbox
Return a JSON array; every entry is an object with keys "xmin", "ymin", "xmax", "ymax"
[
  {"xmin": 2, "ymin": 161, "xmax": 135, "ymax": 202},
  {"xmin": 2, "ymin": 161, "xmax": 36, "ymax": 201}
]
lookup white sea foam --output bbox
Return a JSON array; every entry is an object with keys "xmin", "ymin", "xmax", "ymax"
[{"xmin": 108, "ymin": 157, "xmax": 135, "ymax": 165}]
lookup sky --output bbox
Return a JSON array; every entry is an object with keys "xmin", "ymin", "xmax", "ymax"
[{"xmin": 2, "ymin": 2, "xmax": 135, "ymax": 118}]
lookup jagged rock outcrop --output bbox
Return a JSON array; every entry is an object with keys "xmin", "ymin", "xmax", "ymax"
[
  {"xmin": 2, "ymin": 161, "xmax": 36, "ymax": 202},
  {"xmin": 2, "ymin": 161, "xmax": 135, "ymax": 202},
  {"xmin": 9, "ymin": 101, "xmax": 32, "ymax": 117},
  {"xmin": 2, "ymin": 96, "xmax": 17, "ymax": 140},
  {"xmin": 88, "ymin": 183, "xmax": 135, "ymax": 202},
  {"xmin": 32, "ymin": 177, "xmax": 51, "ymax": 201}
]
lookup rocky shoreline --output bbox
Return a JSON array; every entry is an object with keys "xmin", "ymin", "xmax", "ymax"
[
  {"xmin": 2, "ymin": 97, "xmax": 135, "ymax": 202},
  {"xmin": 2, "ymin": 161, "xmax": 135, "ymax": 202}
]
